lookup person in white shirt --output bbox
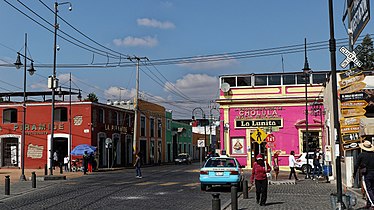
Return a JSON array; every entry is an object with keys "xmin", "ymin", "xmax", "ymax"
[
  {"xmin": 64, "ymin": 155, "xmax": 69, "ymax": 172},
  {"xmin": 288, "ymin": 151, "xmax": 298, "ymax": 180}
]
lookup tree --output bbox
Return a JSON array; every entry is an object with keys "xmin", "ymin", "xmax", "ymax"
[
  {"xmin": 85, "ymin": 93, "xmax": 98, "ymax": 102},
  {"xmin": 357, "ymin": 34, "xmax": 374, "ymax": 70}
]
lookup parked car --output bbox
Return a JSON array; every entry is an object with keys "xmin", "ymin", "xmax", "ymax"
[
  {"xmin": 295, "ymin": 152, "xmax": 315, "ymax": 174},
  {"xmin": 174, "ymin": 153, "xmax": 192, "ymax": 165},
  {"xmin": 199, "ymin": 157, "xmax": 244, "ymax": 191}
]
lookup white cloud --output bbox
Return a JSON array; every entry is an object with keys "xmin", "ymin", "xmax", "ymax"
[
  {"xmin": 177, "ymin": 55, "xmax": 238, "ymax": 70},
  {"xmin": 137, "ymin": 18, "xmax": 175, "ymax": 29},
  {"xmin": 164, "ymin": 74, "xmax": 219, "ymax": 98},
  {"xmin": 104, "ymin": 86, "xmax": 136, "ymax": 101},
  {"xmin": 113, "ymin": 36, "xmax": 158, "ymax": 47}
]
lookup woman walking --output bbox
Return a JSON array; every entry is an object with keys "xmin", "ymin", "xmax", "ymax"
[
  {"xmin": 288, "ymin": 151, "xmax": 298, "ymax": 180},
  {"xmin": 273, "ymin": 151, "xmax": 280, "ymax": 180},
  {"xmin": 250, "ymin": 154, "xmax": 271, "ymax": 206}
]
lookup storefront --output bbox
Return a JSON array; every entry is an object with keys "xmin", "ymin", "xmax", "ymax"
[{"xmin": 217, "ymin": 72, "xmax": 327, "ymax": 168}]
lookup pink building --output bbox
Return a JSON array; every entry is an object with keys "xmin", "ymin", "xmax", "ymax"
[{"xmin": 217, "ymin": 72, "xmax": 327, "ymax": 169}]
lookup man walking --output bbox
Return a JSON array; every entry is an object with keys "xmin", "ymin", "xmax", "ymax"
[
  {"xmin": 134, "ymin": 153, "xmax": 142, "ymax": 178},
  {"xmin": 312, "ymin": 148, "xmax": 322, "ymax": 180}
]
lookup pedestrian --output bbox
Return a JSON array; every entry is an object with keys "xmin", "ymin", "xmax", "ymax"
[
  {"xmin": 353, "ymin": 140, "xmax": 374, "ymax": 209},
  {"xmin": 63, "ymin": 155, "xmax": 69, "ymax": 172},
  {"xmin": 288, "ymin": 151, "xmax": 298, "ymax": 180},
  {"xmin": 88, "ymin": 153, "xmax": 93, "ymax": 173},
  {"xmin": 53, "ymin": 151, "xmax": 58, "ymax": 170},
  {"xmin": 273, "ymin": 151, "xmax": 280, "ymax": 180},
  {"xmin": 312, "ymin": 148, "xmax": 323, "ymax": 180},
  {"xmin": 134, "ymin": 153, "xmax": 142, "ymax": 178},
  {"xmin": 250, "ymin": 154, "xmax": 271, "ymax": 206},
  {"xmin": 82, "ymin": 151, "xmax": 88, "ymax": 175}
]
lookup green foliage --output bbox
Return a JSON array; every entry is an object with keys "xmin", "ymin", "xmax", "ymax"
[
  {"xmin": 85, "ymin": 92, "xmax": 98, "ymax": 102},
  {"xmin": 357, "ymin": 34, "xmax": 374, "ymax": 70}
]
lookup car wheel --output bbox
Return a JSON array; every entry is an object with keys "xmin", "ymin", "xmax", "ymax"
[
  {"xmin": 301, "ymin": 164, "xmax": 312, "ymax": 174},
  {"xmin": 201, "ymin": 184, "xmax": 207, "ymax": 191}
]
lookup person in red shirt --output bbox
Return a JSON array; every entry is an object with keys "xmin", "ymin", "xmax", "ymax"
[{"xmin": 250, "ymin": 154, "xmax": 271, "ymax": 206}]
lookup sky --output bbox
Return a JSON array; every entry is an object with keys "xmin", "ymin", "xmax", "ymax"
[{"xmin": 0, "ymin": 0, "xmax": 373, "ymax": 119}]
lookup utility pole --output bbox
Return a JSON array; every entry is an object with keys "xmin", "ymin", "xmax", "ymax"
[{"xmin": 128, "ymin": 56, "xmax": 148, "ymax": 157}]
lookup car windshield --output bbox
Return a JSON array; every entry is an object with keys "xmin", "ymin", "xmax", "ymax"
[
  {"xmin": 205, "ymin": 158, "xmax": 236, "ymax": 167},
  {"xmin": 177, "ymin": 155, "xmax": 188, "ymax": 158}
]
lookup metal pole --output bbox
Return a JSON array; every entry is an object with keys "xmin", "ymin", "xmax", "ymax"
[
  {"xmin": 20, "ymin": 33, "xmax": 27, "ymax": 181},
  {"xmin": 328, "ymin": 0, "xmax": 343, "ymax": 207},
  {"xmin": 69, "ymin": 73, "xmax": 72, "ymax": 172},
  {"xmin": 32, "ymin": 172, "xmax": 36, "ymax": 188},
  {"xmin": 50, "ymin": 1, "xmax": 59, "ymax": 176},
  {"xmin": 5, "ymin": 176, "xmax": 10, "ymax": 195},
  {"xmin": 303, "ymin": 38, "xmax": 311, "ymax": 179},
  {"xmin": 231, "ymin": 185, "xmax": 238, "ymax": 210},
  {"xmin": 243, "ymin": 180, "xmax": 249, "ymax": 199},
  {"xmin": 212, "ymin": 193, "xmax": 221, "ymax": 210}
]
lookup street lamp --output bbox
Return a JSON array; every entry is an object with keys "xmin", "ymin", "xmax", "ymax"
[
  {"xmin": 49, "ymin": 1, "xmax": 72, "ymax": 175},
  {"xmin": 14, "ymin": 33, "xmax": 36, "ymax": 181},
  {"xmin": 302, "ymin": 38, "xmax": 311, "ymax": 179},
  {"xmin": 328, "ymin": 0, "xmax": 343, "ymax": 207},
  {"xmin": 209, "ymin": 103, "xmax": 219, "ymax": 151},
  {"xmin": 192, "ymin": 107, "xmax": 206, "ymax": 166}
]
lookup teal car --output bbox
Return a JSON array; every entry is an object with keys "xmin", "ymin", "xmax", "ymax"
[{"xmin": 199, "ymin": 157, "xmax": 244, "ymax": 191}]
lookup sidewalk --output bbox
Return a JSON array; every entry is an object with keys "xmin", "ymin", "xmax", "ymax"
[{"xmin": 223, "ymin": 170, "xmax": 367, "ymax": 210}]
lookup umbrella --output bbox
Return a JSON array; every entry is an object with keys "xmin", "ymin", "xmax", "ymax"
[{"xmin": 71, "ymin": 144, "xmax": 96, "ymax": 156}]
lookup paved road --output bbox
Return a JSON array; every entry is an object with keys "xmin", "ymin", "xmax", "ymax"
[{"xmin": 0, "ymin": 163, "xmax": 233, "ymax": 210}]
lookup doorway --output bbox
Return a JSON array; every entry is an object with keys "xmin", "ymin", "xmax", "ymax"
[
  {"xmin": 53, "ymin": 137, "xmax": 68, "ymax": 166},
  {"xmin": 2, "ymin": 137, "xmax": 18, "ymax": 167}
]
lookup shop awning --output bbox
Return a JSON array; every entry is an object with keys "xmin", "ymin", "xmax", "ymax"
[{"xmin": 360, "ymin": 118, "xmax": 374, "ymax": 136}]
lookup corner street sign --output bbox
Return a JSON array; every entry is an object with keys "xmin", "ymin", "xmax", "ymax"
[
  {"xmin": 350, "ymin": 0, "xmax": 370, "ymax": 44},
  {"xmin": 340, "ymin": 81, "xmax": 366, "ymax": 94},
  {"xmin": 251, "ymin": 128, "xmax": 268, "ymax": 144},
  {"xmin": 339, "ymin": 68, "xmax": 362, "ymax": 80},
  {"xmin": 339, "ymin": 46, "xmax": 363, "ymax": 68},
  {"xmin": 198, "ymin": 139, "xmax": 205, "ymax": 147},
  {"xmin": 266, "ymin": 134, "xmax": 276, "ymax": 143},
  {"xmin": 341, "ymin": 107, "xmax": 366, "ymax": 117},
  {"xmin": 341, "ymin": 100, "xmax": 368, "ymax": 108},
  {"xmin": 339, "ymin": 74, "xmax": 365, "ymax": 88},
  {"xmin": 340, "ymin": 92, "xmax": 366, "ymax": 102}
]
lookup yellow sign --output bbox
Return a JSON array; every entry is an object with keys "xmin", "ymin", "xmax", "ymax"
[
  {"xmin": 340, "ymin": 82, "xmax": 366, "ymax": 94},
  {"xmin": 341, "ymin": 108, "xmax": 366, "ymax": 117},
  {"xmin": 340, "ymin": 116, "xmax": 365, "ymax": 126},
  {"xmin": 339, "ymin": 74, "xmax": 365, "ymax": 88},
  {"xmin": 341, "ymin": 125, "xmax": 360, "ymax": 134},
  {"xmin": 341, "ymin": 100, "xmax": 368, "ymax": 108},
  {"xmin": 251, "ymin": 128, "xmax": 268, "ymax": 144}
]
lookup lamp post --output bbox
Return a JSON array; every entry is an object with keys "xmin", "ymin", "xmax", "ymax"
[
  {"xmin": 192, "ymin": 107, "xmax": 206, "ymax": 166},
  {"xmin": 14, "ymin": 33, "xmax": 36, "ymax": 181},
  {"xmin": 302, "ymin": 38, "xmax": 311, "ymax": 179},
  {"xmin": 49, "ymin": 1, "xmax": 72, "ymax": 175},
  {"xmin": 328, "ymin": 0, "xmax": 343, "ymax": 207},
  {"xmin": 209, "ymin": 102, "xmax": 219, "ymax": 152}
]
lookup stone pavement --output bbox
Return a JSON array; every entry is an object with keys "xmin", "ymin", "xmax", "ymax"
[
  {"xmin": 223, "ymin": 170, "xmax": 367, "ymax": 210},
  {"xmin": 0, "ymin": 167, "xmax": 85, "ymax": 201}
]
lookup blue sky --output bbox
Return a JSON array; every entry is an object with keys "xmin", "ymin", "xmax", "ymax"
[{"xmin": 0, "ymin": 1, "xmax": 373, "ymax": 118}]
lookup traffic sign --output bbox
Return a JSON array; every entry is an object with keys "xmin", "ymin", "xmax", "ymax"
[
  {"xmin": 266, "ymin": 134, "xmax": 275, "ymax": 143},
  {"xmin": 198, "ymin": 139, "xmax": 205, "ymax": 147},
  {"xmin": 339, "ymin": 46, "xmax": 363, "ymax": 68},
  {"xmin": 251, "ymin": 128, "xmax": 268, "ymax": 144}
]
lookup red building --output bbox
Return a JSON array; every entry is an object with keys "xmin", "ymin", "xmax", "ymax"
[{"xmin": 0, "ymin": 95, "xmax": 134, "ymax": 169}]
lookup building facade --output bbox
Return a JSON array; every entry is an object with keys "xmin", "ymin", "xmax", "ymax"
[
  {"xmin": 217, "ymin": 72, "xmax": 328, "ymax": 168},
  {"xmin": 0, "ymin": 100, "xmax": 134, "ymax": 169}
]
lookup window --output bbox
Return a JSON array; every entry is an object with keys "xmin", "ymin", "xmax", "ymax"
[
  {"xmin": 312, "ymin": 73, "xmax": 327, "ymax": 84},
  {"xmin": 125, "ymin": 114, "xmax": 131, "ymax": 127},
  {"xmin": 112, "ymin": 111, "xmax": 118, "ymax": 125},
  {"xmin": 283, "ymin": 74, "xmax": 296, "ymax": 85},
  {"xmin": 167, "ymin": 119, "xmax": 171, "ymax": 130},
  {"xmin": 3, "ymin": 108, "xmax": 17, "ymax": 123},
  {"xmin": 92, "ymin": 109, "xmax": 97, "ymax": 127},
  {"xmin": 254, "ymin": 75, "xmax": 267, "ymax": 86},
  {"xmin": 221, "ymin": 77, "xmax": 236, "ymax": 87},
  {"xmin": 140, "ymin": 116, "xmax": 146, "ymax": 136},
  {"xmin": 268, "ymin": 75, "xmax": 281, "ymax": 85},
  {"xmin": 237, "ymin": 76, "xmax": 251, "ymax": 86},
  {"xmin": 119, "ymin": 113, "xmax": 124, "ymax": 126},
  {"xmin": 150, "ymin": 118, "xmax": 155, "ymax": 138},
  {"xmin": 54, "ymin": 107, "xmax": 68, "ymax": 122},
  {"xmin": 157, "ymin": 119, "xmax": 162, "ymax": 138},
  {"xmin": 297, "ymin": 74, "xmax": 309, "ymax": 85},
  {"xmin": 108, "ymin": 111, "xmax": 112, "ymax": 124},
  {"xmin": 99, "ymin": 109, "xmax": 105, "ymax": 123}
]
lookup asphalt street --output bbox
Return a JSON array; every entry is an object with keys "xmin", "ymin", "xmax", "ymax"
[{"xmin": 0, "ymin": 163, "xmax": 232, "ymax": 210}]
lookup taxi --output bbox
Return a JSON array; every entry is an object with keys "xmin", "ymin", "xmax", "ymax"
[{"xmin": 199, "ymin": 156, "xmax": 244, "ymax": 191}]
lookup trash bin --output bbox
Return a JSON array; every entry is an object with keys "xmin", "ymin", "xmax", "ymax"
[
  {"xmin": 323, "ymin": 165, "xmax": 332, "ymax": 176},
  {"xmin": 330, "ymin": 193, "xmax": 357, "ymax": 210}
]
